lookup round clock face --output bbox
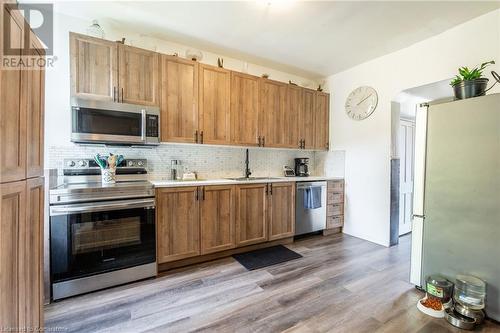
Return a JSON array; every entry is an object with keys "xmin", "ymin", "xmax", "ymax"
[{"xmin": 345, "ymin": 86, "xmax": 378, "ymax": 120}]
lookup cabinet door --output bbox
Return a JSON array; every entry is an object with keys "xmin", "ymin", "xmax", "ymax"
[
  {"xmin": 0, "ymin": 180, "xmax": 26, "ymax": 329},
  {"xmin": 24, "ymin": 32, "xmax": 45, "ymax": 178},
  {"xmin": 300, "ymin": 88, "xmax": 316, "ymax": 150},
  {"xmin": 235, "ymin": 184, "xmax": 268, "ymax": 246},
  {"xmin": 118, "ymin": 44, "xmax": 160, "ymax": 106},
  {"xmin": 161, "ymin": 56, "xmax": 199, "ymax": 143},
  {"xmin": 268, "ymin": 182, "xmax": 295, "ymax": 240},
  {"xmin": 287, "ymin": 85, "xmax": 303, "ymax": 149},
  {"xmin": 19, "ymin": 178, "xmax": 43, "ymax": 330},
  {"xmin": 314, "ymin": 92, "xmax": 330, "ymax": 150},
  {"xmin": 70, "ymin": 32, "xmax": 118, "ymax": 101},
  {"xmin": 200, "ymin": 185, "xmax": 235, "ymax": 254},
  {"xmin": 260, "ymin": 79, "xmax": 288, "ymax": 148},
  {"xmin": 230, "ymin": 72, "xmax": 260, "ymax": 146},
  {"xmin": 199, "ymin": 64, "xmax": 231, "ymax": 145},
  {"xmin": 1, "ymin": 6, "xmax": 26, "ymax": 183},
  {"xmin": 156, "ymin": 187, "xmax": 200, "ymax": 263}
]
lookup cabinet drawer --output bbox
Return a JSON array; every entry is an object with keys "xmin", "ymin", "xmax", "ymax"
[
  {"xmin": 327, "ymin": 192, "xmax": 344, "ymax": 204},
  {"xmin": 327, "ymin": 180, "xmax": 344, "ymax": 192},
  {"xmin": 326, "ymin": 216, "xmax": 343, "ymax": 229},
  {"xmin": 327, "ymin": 203, "xmax": 343, "ymax": 216}
]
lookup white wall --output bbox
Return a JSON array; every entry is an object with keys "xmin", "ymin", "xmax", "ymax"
[
  {"xmin": 45, "ymin": 12, "xmax": 318, "ymax": 160},
  {"xmin": 324, "ymin": 9, "xmax": 500, "ymax": 246}
]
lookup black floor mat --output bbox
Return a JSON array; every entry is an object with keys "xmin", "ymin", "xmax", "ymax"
[{"xmin": 232, "ymin": 245, "xmax": 302, "ymax": 270}]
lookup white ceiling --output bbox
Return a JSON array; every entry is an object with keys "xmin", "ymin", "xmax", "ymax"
[{"xmin": 49, "ymin": 1, "xmax": 499, "ymax": 79}]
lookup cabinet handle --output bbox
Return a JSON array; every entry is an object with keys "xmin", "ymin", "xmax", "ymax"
[
  {"xmin": 269, "ymin": 183, "xmax": 273, "ymax": 195},
  {"xmin": 113, "ymin": 87, "xmax": 117, "ymax": 102},
  {"xmin": 200, "ymin": 131, "xmax": 204, "ymax": 144},
  {"xmin": 257, "ymin": 136, "xmax": 261, "ymax": 147},
  {"xmin": 202, "ymin": 187, "xmax": 205, "ymax": 200},
  {"xmin": 194, "ymin": 130, "xmax": 199, "ymax": 143},
  {"xmin": 265, "ymin": 183, "xmax": 268, "ymax": 195},
  {"xmin": 302, "ymin": 139, "xmax": 306, "ymax": 149},
  {"xmin": 121, "ymin": 87, "xmax": 124, "ymax": 103},
  {"xmin": 262, "ymin": 136, "xmax": 265, "ymax": 147},
  {"xmin": 195, "ymin": 188, "xmax": 199, "ymax": 201}
]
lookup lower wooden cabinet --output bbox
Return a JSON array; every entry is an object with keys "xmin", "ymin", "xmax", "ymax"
[
  {"xmin": 235, "ymin": 183, "xmax": 268, "ymax": 246},
  {"xmin": 156, "ymin": 187, "xmax": 200, "ymax": 263},
  {"xmin": 200, "ymin": 185, "xmax": 235, "ymax": 254},
  {"xmin": 0, "ymin": 179, "xmax": 44, "ymax": 331},
  {"xmin": 268, "ymin": 182, "xmax": 295, "ymax": 241}
]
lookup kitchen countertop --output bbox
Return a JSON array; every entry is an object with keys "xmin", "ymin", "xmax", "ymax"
[{"xmin": 151, "ymin": 176, "xmax": 343, "ymax": 188}]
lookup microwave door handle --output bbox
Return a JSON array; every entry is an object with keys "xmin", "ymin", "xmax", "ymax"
[{"xmin": 141, "ymin": 109, "xmax": 147, "ymax": 143}]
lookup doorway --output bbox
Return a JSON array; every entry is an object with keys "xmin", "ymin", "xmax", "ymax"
[{"xmin": 398, "ymin": 118, "xmax": 415, "ymax": 236}]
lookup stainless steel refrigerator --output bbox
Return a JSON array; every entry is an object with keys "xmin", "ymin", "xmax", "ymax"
[{"xmin": 410, "ymin": 93, "xmax": 500, "ymax": 320}]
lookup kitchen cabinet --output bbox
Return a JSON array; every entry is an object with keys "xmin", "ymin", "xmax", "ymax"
[
  {"xmin": 198, "ymin": 64, "xmax": 231, "ymax": 145},
  {"xmin": 287, "ymin": 85, "xmax": 303, "ymax": 149},
  {"xmin": 118, "ymin": 44, "xmax": 160, "ymax": 106},
  {"xmin": 161, "ymin": 55, "xmax": 199, "ymax": 143},
  {"xmin": 230, "ymin": 72, "xmax": 261, "ymax": 146},
  {"xmin": 314, "ymin": 92, "xmax": 330, "ymax": 150},
  {"xmin": 235, "ymin": 183, "xmax": 268, "ymax": 246},
  {"xmin": 324, "ymin": 180, "xmax": 345, "ymax": 234},
  {"xmin": 19, "ymin": 178, "xmax": 44, "ymax": 330},
  {"xmin": 156, "ymin": 187, "xmax": 200, "ymax": 263},
  {"xmin": 268, "ymin": 182, "xmax": 295, "ymax": 240},
  {"xmin": 200, "ymin": 185, "xmax": 235, "ymax": 254},
  {"xmin": 260, "ymin": 79, "xmax": 288, "ymax": 148},
  {"xmin": 299, "ymin": 88, "xmax": 316, "ymax": 150},
  {"xmin": 70, "ymin": 32, "xmax": 118, "ymax": 101}
]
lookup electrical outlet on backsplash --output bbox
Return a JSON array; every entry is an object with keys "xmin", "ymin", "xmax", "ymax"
[{"xmin": 47, "ymin": 144, "xmax": 319, "ymax": 180}]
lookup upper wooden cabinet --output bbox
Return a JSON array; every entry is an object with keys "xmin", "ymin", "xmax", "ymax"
[
  {"xmin": 161, "ymin": 55, "xmax": 199, "ymax": 143},
  {"xmin": 314, "ymin": 92, "xmax": 330, "ymax": 150},
  {"xmin": 230, "ymin": 72, "xmax": 260, "ymax": 146},
  {"xmin": 198, "ymin": 64, "xmax": 231, "ymax": 145},
  {"xmin": 260, "ymin": 79, "xmax": 288, "ymax": 148},
  {"xmin": 235, "ymin": 183, "xmax": 268, "ymax": 246},
  {"xmin": 118, "ymin": 44, "xmax": 160, "ymax": 106},
  {"xmin": 200, "ymin": 185, "xmax": 235, "ymax": 254},
  {"xmin": 70, "ymin": 32, "xmax": 118, "ymax": 101},
  {"xmin": 300, "ymin": 89, "xmax": 316, "ymax": 150},
  {"xmin": 156, "ymin": 187, "xmax": 200, "ymax": 263},
  {"xmin": 268, "ymin": 182, "xmax": 295, "ymax": 240},
  {"xmin": 70, "ymin": 33, "xmax": 160, "ymax": 105},
  {"xmin": 287, "ymin": 85, "xmax": 303, "ymax": 149}
]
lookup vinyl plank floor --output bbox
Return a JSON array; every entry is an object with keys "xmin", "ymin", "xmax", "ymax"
[{"xmin": 44, "ymin": 234, "xmax": 500, "ymax": 333}]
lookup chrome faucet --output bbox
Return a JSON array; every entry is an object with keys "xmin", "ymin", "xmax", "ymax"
[{"xmin": 245, "ymin": 149, "xmax": 252, "ymax": 178}]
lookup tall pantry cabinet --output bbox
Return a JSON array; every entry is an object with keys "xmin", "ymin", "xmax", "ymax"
[{"xmin": 1, "ymin": 5, "xmax": 45, "ymax": 332}]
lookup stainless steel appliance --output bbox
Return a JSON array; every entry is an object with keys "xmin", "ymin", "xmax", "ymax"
[
  {"xmin": 48, "ymin": 159, "xmax": 156, "ymax": 300},
  {"xmin": 71, "ymin": 97, "xmax": 160, "ymax": 146},
  {"xmin": 410, "ymin": 94, "xmax": 500, "ymax": 320},
  {"xmin": 294, "ymin": 158, "xmax": 310, "ymax": 177},
  {"xmin": 295, "ymin": 181, "xmax": 327, "ymax": 235}
]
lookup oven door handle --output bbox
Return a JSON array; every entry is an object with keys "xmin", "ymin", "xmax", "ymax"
[
  {"xmin": 141, "ymin": 109, "xmax": 147, "ymax": 143},
  {"xmin": 50, "ymin": 198, "xmax": 155, "ymax": 216}
]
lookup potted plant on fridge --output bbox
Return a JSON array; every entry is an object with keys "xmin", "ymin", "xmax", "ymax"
[{"xmin": 450, "ymin": 61, "xmax": 495, "ymax": 99}]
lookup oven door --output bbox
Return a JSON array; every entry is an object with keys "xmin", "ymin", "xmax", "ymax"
[{"xmin": 49, "ymin": 198, "xmax": 155, "ymax": 284}]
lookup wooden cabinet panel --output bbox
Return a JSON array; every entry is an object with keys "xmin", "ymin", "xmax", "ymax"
[
  {"xmin": 268, "ymin": 182, "xmax": 295, "ymax": 241},
  {"xmin": 199, "ymin": 64, "xmax": 231, "ymax": 144},
  {"xmin": 200, "ymin": 185, "xmax": 235, "ymax": 254},
  {"xmin": 300, "ymin": 88, "xmax": 316, "ymax": 150},
  {"xmin": 0, "ymin": 180, "xmax": 25, "ymax": 329},
  {"xmin": 70, "ymin": 32, "xmax": 118, "ymax": 101},
  {"xmin": 19, "ymin": 178, "xmax": 44, "ymax": 330},
  {"xmin": 24, "ymin": 32, "xmax": 45, "ymax": 179},
  {"xmin": 1, "ymin": 7, "xmax": 26, "ymax": 183},
  {"xmin": 235, "ymin": 184, "xmax": 268, "ymax": 246},
  {"xmin": 156, "ymin": 187, "xmax": 200, "ymax": 263},
  {"xmin": 118, "ymin": 45, "xmax": 160, "ymax": 106},
  {"xmin": 314, "ymin": 92, "xmax": 330, "ymax": 150},
  {"xmin": 287, "ymin": 85, "xmax": 303, "ymax": 149},
  {"xmin": 161, "ymin": 56, "xmax": 199, "ymax": 143},
  {"xmin": 261, "ymin": 79, "xmax": 288, "ymax": 148},
  {"xmin": 230, "ymin": 72, "xmax": 260, "ymax": 146}
]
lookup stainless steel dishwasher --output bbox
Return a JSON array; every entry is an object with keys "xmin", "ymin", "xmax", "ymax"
[{"xmin": 295, "ymin": 181, "xmax": 327, "ymax": 235}]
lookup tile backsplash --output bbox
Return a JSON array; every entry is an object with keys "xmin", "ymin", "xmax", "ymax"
[{"xmin": 47, "ymin": 144, "xmax": 317, "ymax": 180}]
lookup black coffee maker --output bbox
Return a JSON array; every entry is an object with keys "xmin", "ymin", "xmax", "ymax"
[{"xmin": 294, "ymin": 158, "xmax": 310, "ymax": 177}]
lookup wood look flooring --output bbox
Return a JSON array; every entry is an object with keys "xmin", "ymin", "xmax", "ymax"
[{"xmin": 45, "ymin": 234, "xmax": 500, "ymax": 333}]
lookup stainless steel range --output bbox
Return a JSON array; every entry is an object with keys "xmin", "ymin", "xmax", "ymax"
[{"xmin": 48, "ymin": 158, "xmax": 156, "ymax": 300}]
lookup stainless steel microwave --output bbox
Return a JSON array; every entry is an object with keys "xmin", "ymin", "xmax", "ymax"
[{"xmin": 71, "ymin": 98, "xmax": 160, "ymax": 146}]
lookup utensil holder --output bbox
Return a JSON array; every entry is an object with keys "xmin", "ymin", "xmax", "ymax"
[{"xmin": 101, "ymin": 168, "xmax": 116, "ymax": 184}]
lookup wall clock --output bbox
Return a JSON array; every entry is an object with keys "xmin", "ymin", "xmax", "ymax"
[{"xmin": 345, "ymin": 86, "xmax": 378, "ymax": 120}]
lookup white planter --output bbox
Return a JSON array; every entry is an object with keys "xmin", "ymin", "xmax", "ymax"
[{"xmin": 101, "ymin": 168, "xmax": 116, "ymax": 184}]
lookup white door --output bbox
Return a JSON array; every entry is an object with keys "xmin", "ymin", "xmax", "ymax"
[{"xmin": 399, "ymin": 119, "xmax": 415, "ymax": 235}]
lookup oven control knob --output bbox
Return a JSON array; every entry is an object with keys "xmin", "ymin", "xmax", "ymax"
[
  {"xmin": 137, "ymin": 161, "xmax": 144, "ymax": 166},
  {"xmin": 128, "ymin": 161, "xmax": 135, "ymax": 167},
  {"xmin": 78, "ymin": 160, "xmax": 87, "ymax": 167},
  {"xmin": 67, "ymin": 160, "xmax": 76, "ymax": 167}
]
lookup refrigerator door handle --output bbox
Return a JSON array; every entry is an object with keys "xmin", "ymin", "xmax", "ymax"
[{"xmin": 413, "ymin": 214, "xmax": 425, "ymax": 219}]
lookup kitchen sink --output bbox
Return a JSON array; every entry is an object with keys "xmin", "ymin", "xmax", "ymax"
[{"xmin": 227, "ymin": 177, "xmax": 281, "ymax": 181}]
